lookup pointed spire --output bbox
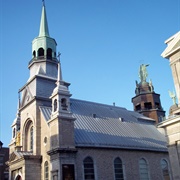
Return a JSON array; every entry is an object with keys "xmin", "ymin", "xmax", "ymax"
[
  {"xmin": 12, "ymin": 93, "xmax": 21, "ymax": 129},
  {"xmin": 56, "ymin": 59, "xmax": 63, "ymax": 87},
  {"xmin": 39, "ymin": 1, "xmax": 50, "ymax": 37},
  {"xmin": 16, "ymin": 92, "xmax": 21, "ymax": 118}
]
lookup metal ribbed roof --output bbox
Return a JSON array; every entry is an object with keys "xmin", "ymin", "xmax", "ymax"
[{"xmin": 39, "ymin": 98, "xmax": 167, "ymax": 152}]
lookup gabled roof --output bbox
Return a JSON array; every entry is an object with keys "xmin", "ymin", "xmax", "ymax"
[
  {"xmin": 9, "ymin": 151, "xmax": 33, "ymax": 162},
  {"xmin": 161, "ymin": 31, "xmax": 180, "ymax": 58},
  {"xmin": 40, "ymin": 98, "xmax": 167, "ymax": 152}
]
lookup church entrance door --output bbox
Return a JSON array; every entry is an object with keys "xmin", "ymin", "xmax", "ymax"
[{"xmin": 62, "ymin": 164, "xmax": 75, "ymax": 180}]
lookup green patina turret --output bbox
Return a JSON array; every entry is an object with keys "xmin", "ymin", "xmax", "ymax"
[{"xmin": 28, "ymin": 2, "xmax": 58, "ymax": 80}]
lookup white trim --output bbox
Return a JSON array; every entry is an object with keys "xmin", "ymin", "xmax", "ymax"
[
  {"xmin": 158, "ymin": 116, "xmax": 180, "ymax": 127},
  {"xmin": 161, "ymin": 31, "xmax": 180, "ymax": 58}
]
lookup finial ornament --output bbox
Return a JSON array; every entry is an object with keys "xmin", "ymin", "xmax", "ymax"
[{"xmin": 139, "ymin": 64, "xmax": 149, "ymax": 83}]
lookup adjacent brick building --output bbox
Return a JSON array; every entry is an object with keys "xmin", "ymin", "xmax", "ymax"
[{"xmin": 0, "ymin": 141, "xmax": 9, "ymax": 180}]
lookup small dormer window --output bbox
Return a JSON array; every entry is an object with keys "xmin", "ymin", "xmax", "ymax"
[
  {"xmin": 54, "ymin": 99, "xmax": 57, "ymax": 112},
  {"xmin": 61, "ymin": 98, "xmax": 67, "ymax": 110}
]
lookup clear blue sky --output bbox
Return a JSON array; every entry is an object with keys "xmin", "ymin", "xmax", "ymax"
[{"xmin": 0, "ymin": 0, "xmax": 179, "ymax": 147}]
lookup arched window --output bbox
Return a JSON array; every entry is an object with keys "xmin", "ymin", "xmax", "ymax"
[
  {"xmin": 83, "ymin": 157, "xmax": 95, "ymax": 180},
  {"xmin": 47, "ymin": 48, "xmax": 52, "ymax": 59},
  {"xmin": 38, "ymin": 48, "xmax": 44, "ymax": 57},
  {"xmin": 61, "ymin": 98, "xmax": 67, "ymax": 111},
  {"xmin": 54, "ymin": 99, "xmax": 57, "ymax": 112},
  {"xmin": 24, "ymin": 120, "xmax": 34, "ymax": 152},
  {"xmin": 44, "ymin": 161, "xmax": 49, "ymax": 180},
  {"xmin": 114, "ymin": 157, "xmax": 124, "ymax": 180},
  {"xmin": 13, "ymin": 128, "xmax": 16, "ymax": 138},
  {"xmin": 161, "ymin": 159, "xmax": 170, "ymax": 180},
  {"xmin": 33, "ymin": 50, "xmax": 36, "ymax": 58},
  {"xmin": 139, "ymin": 158, "xmax": 149, "ymax": 180},
  {"xmin": 30, "ymin": 126, "xmax": 33, "ymax": 151}
]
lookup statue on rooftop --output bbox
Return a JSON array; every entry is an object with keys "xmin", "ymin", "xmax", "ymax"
[
  {"xmin": 16, "ymin": 131, "xmax": 21, "ymax": 146},
  {"xmin": 168, "ymin": 90, "xmax": 177, "ymax": 105},
  {"xmin": 139, "ymin": 64, "xmax": 149, "ymax": 83},
  {"xmin": 135, "ymin": 80, "xmax": 140, "ymax": 95},
  {"xmin": 149, "ymin": 79, "xmax": 154, "ymax": 92}
]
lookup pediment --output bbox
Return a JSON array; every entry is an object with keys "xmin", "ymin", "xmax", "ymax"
[
  {"xmin": 21, "ymin": 86, "xmax": 33, "ymax": 107},
  {"xmin": 37, "ymin": 65, "xmax": 45, "ymax": 75},
  {"xmin": 9, "ymin": 151, "xmax": 21, "ymax": 162},
  {"xmin": 161, "ymin": 31, "xmax": 180, "ymax": 58}
]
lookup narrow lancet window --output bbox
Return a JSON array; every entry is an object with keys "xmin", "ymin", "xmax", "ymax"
[
  {"xmin": 83, "ymin": 157, "xmax": 95, "ymax": 180},
  {"xmin": 30, "ymin": 126, "xmax": 33, "ymax": 151},
  {"xmin": 114, "ymin": 157, "xmax": 124, "ymax": 180},
  {"xmin": 61, "ymin": 98, "xmax": 67, "ymax": 110},
  {"xmin": 161, "ymin": 159, "xmax": 170, "ymax": 179},
  {"xmin": 44, "ymin": 161, "xmax": 49, "ymax": 180},
  {"xmin": 139, "ymin": 158, "xmax": 149, "ymax": 180},
  {"xmin": 54, "ymin": 99, "xmax": 57, "ymax": 112}
]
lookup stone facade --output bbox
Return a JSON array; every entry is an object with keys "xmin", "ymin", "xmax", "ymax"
[
  {"xmin": 75, "ymin": 148, "xmax": 170, "ymax": 180},
  {"xmin": 158, "ymin": 31, "xmax": 180, "ymax": 180}
]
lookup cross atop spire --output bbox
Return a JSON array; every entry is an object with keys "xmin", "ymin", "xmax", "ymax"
[{"xmin": 39, "ymin": 1, "xmax": 49, "ymax": 37}]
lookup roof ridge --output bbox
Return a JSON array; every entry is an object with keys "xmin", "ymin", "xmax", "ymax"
[{"xmin": 70, "ymin": 98, "xmax": 126, "ymax": 110}]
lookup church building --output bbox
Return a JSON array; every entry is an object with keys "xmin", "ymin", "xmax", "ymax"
[{"xmin": 8, "ymin": 3, "xmax": 171, "ymax": 180}]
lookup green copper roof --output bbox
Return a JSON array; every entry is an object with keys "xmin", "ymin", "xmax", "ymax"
[{"xmin": 39, "ymin": 4, "xmax": 49, "ymax": 37}]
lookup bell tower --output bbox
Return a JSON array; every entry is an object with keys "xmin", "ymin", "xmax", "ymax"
[
  {"xmin": 49, "ymin": 59, "xmax": 76, "ymax": 150},
  {"xmin": 132, "ymin": 64, "xmax": 165, "ymax": 124},
  {"xmin": 29, "ymin": 2, "xmax": 57, "ymax": 80}
]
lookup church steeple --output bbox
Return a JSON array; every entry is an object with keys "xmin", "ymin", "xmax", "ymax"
[
  {"xmin": 11, "ymin": 93, "xmax": 21, "ymax": 143},
  {"xmin": 29, "ymin": 2, "xmax": 58, "ymax": 80},
  {"xmin": 50, "ymin": 59, "xmax": 72, "ymax": 119},
  {"xmin": 39, "ymin": 2, "xmax": 49, "ymax": 37}
]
